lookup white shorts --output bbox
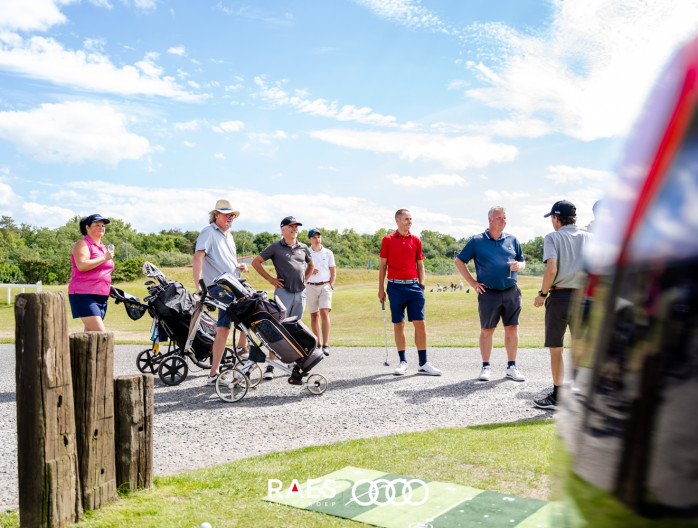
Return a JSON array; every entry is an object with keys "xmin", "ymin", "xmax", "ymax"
[{"xmin": 306, "ymin": 283, "xmax": 333, "ymax": 313}]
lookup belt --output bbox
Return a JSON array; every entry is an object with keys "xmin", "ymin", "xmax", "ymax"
[
  {"xmin": 550, "ymin": 286, "xmax": 575, "ymax": 291},
  {"xmin": 484, "ymin": 285, "xmax": 515, "ymax": 292},
  {"xmin": 307, "ymin": 281, "xmax": 330, "ymax": 285},
  {"xmin": 388, "ymin": 279, "xmax": 419, "ymax": 284}
]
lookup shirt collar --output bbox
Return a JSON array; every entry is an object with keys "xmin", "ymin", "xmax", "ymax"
[{"xmin": 392, "ymin": 230, "xmax": 412, "ymax": 238}]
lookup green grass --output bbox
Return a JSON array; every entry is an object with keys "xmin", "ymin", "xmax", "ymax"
[
  {"xmin": 0, "ymin": 267, "xmax": 547, "ymax": 347},
  {"xmin": 0, "ymin": 420, "xmax": 554, "ymax": 528}
]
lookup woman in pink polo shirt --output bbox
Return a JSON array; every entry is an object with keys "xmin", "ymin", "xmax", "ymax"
[{"xmin": 68, "ymin": 213, "xmax": 115, "ymax": 331}]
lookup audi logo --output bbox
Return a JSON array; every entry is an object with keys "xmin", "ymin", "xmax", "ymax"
[{"xmin": 349, "ymin": 478, "xmax": 430, "ymax": 507}]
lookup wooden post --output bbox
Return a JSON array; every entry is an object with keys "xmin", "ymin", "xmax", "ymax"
[
  {"xmin": 69, "ymin": 332, "xmax": 117, "ymax": 511},
  {"xmin": 114, "ymin": 374, "xmax": 154, "ymax": 492},
  {"xmin": 15, "ymin": 292, "xmax": 82, "ymax": 527}
]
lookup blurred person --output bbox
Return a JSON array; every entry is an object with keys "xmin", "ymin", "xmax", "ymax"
[
  {"xmin": 306, "ymin": 228, "xmax": 336, "ymax": 356},
  {"xmin": 192, "ymin": 199, "xmax": 249, "ymax": 385},
  {"xmin": 533, "ymin": 200, "xmax": 591, "ymax": 409},
  {"xmin": 252, "ymin": 216, "xmax": 314, "ymax": 379},
  {"xmin": 454, "ymin": 206, "xmax": 526, "ymax": 382},
  {"xmin": 68, "ymin": 214, "xmax": 115, "ymax": 331},
  {"xmin": 378, "ymin": 209, "xmax": 441, "ymax": 376}
]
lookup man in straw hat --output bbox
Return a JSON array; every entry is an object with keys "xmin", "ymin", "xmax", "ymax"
[{"xmin": 193, "ymin": 199, "xmax": 248, "ymax": 385}]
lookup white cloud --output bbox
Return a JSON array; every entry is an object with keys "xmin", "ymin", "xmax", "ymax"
[
  {"xmin": 0, "ymin": 0, "xmax": 74, "ymax": 32},
  {"xmin": 173, "ymin": 120, "xmax": 200, "ymax": 131},
  {"xmin": 387, "ymin": 173, "xmax": 468, "ymax": 188},
  {"xmin": 0, "ymin": 34, "xmax": 203, "ymax": 101},
  {"xmin": 464, "ymin": 0, "xmax": 698, "ymax": 141},
  {"xmin": 353, "ymin": 0, "xmax": 453, "ymax": 35},
  {"xmin": 214, "ymin": 153, "xmax": 226, "ymax": 159},
  {"xmin": 544, "ymin": 165, "xmax": 612, "ymax": 183},
  {"xmin": 167, "ymin": 45, "xmax": 186, "ymax": 56},
  {"xmin": 183, "ymin": 140, "xmax": 195, "ymax": 147},
  {"xmin": 247, "ymin": 130, "xmax": 289, "ymax": 144},
  {"xmin": 212, "ymin": 120, "xmax": 244, "ymax": 133},
  {"xmin": 0, "ymin": 101, "xmax": 153, "ymax": 164},
  {"xmin": 467, "ymin": 116, "xmax": 552, "ymax": 139},
  {"xmin": 254, "ymin": 76, "xmax": 412, "ymax": 128},
  {"xmin": 310, "ymin": 129, "xmax": 518, "ymax": 170}
]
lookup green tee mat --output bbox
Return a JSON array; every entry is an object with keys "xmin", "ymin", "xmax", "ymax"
[{"xmin": 264, "ymin": 466, "xmax": 555, "ymax": 527}]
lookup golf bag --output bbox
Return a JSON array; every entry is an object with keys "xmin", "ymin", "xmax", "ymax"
[
  {"xmin": 226, "ymin": 291, "xmax": 323, "ymax": 372},
  {"xmin": 150, "ymin": 280, "xmax": 216, "ymax": 361}
]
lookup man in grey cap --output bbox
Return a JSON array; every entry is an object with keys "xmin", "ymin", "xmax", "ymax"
[
  {"xmin": 193, "ymin": 199, "xmax": 248, "ymax": 385},
  {"xmin": 252, "ymin": 216, "xmax": 315, "ymax": 379},
  {"xmin": 533, "ymin": 199, "xmax": 591, "ymax": 409}
]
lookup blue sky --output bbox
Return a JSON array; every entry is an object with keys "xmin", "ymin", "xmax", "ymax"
[{"xmin": 1, "ymin": 0, "xmax": 698, "ymax": 242}]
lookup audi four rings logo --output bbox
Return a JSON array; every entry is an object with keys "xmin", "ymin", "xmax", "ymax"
[{"xmin": 350, "ymin": 478, "xmax": 429, "ymax": 507}]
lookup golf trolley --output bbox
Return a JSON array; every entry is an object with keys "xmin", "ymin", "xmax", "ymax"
[
  {"xmin": 203, "ymin": 273, "xmax": 329, "ymax": 403},
  {"xmin": 109, "ymin": 261, "xmax": 262, "ymax": 387}
]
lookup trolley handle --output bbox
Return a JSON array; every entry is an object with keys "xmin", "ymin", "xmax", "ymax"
[{"xmin": 199, "ymin": 279, "xmax": 208, "ymax": 299}]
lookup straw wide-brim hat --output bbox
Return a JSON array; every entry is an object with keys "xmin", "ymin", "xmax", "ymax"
[{"xmin": 210, "ymin": 199, "xmax": 240, "ymax": 218}]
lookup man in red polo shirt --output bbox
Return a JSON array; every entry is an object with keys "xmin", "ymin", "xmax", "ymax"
[{"xmin": 378, "ymin": 209, "xmax": 442, "ymax": 376}]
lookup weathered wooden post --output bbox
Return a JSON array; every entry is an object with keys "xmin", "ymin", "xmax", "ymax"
[
  {"xmin": 114, "ymin": 374, "xmax": 154, "ymax": 491},
  {"xmin": 69, "ymin": 332, "xmax": 117, "ymax": 511},
  {"xmin": 15, "ymin": 292, "xmax": 82, "ymax": 527}
]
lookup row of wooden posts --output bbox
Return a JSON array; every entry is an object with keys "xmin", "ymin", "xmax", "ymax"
[{"xmin": 15, "ymin": 291, "xmax": 154, "ymax": 528}]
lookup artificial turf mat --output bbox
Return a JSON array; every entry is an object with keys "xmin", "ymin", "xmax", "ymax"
[{"xmin": 264, "ymin": 466, "xmax": 554, "ymax": 527}]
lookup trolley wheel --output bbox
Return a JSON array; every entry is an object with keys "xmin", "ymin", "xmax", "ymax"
[
  {"xmin": 244, "ymin": 363, "xmax": 263, "ymax": 388},
  {"xmin": 306, "ymin": 374, "xmax": 328, "ymax": 395},
  {"xmin": 215, "ymin": 367, "xmax": 249, "ymax": 403},
  {"xmin": 158, "ymin": 356, "xmax": 188, "ymax": 386},
  {"xmin": 136, "ymin": 348, "xmax": 159, "ymax": 374}
]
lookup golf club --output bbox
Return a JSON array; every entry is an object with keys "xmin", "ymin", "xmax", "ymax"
[{"xmin": 382, "ymin": 300, "xmax": 389, "ymax": 366}]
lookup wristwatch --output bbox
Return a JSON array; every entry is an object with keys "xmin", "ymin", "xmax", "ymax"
[{"xmin": 538, "ymin": 290, "xmax": 548, "ymax": 297}]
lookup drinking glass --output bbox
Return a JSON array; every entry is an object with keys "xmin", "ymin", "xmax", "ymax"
[
  {"xmin": 107, "ymin": 244, "xmax": 115, "ymax": 256},
  {"xmin": 507, "ymin": 258, "xmax": 517, "ymax": 279}
]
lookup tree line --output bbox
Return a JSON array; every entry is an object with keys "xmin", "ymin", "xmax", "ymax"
[{"xmin": 0, "ymin": 215, "xmax": 544, "ymax": 284}]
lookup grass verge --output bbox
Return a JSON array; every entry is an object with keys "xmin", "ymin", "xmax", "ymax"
[{"xmin": 1, "ymin": 420, "xmax": 554, "ymax": 528}]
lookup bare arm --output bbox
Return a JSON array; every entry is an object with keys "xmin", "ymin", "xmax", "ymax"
[
  {"xmin": 455, "ymin": 257, "xmax": 484, "ymax": 294},
  {"xmin": 534, "ymin": 258, "xmax": 558, "ymax": 307},
  {"xmin": 304, "ymin": 259, "xmax": 315, "ymax": 281},
  {"xmin": 329, "ymin": 266, "xmax": 336, "ymax": 288},
  {"xmin": 378, "ymin": 257, "xmax": 388, "ymax": 303},
  {"xmin": 72, "ymin": 239, "xmax": 112, "ymax": 272},
  {"xmin": 192, "ymin": 250, "xmax": 205, "ymax": 289},
  {"xmin": 252, "ymin": 255, "xmax": 284, "ymax": 289},
  {"xmin": 417, "ymin": 259, "xmax": 425, "ymax": 286}
]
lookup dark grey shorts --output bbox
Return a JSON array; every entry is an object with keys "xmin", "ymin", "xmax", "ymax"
[
  {"xmin": 478, "ymin": 286, "xmax": 521, "ymax": 329},
  {"xmin": 544, "ymin": 289, "xmax": 574, "ymax": 347}
]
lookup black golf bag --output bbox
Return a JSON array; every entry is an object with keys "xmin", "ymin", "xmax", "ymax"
[
  {"xmin": 226, "ymin": 291, "xmax": 323, "ymax": 372},
  {"xmin": 150, "ymin": 281, "xmax": 216, "ymax": 361}
]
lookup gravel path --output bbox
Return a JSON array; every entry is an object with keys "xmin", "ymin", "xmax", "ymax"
[{"xmin": 0, "ymin": 344, "xmax": 557, "ymax": 510}]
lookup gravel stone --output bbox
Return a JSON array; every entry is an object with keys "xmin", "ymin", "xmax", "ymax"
[{"xmin": 0, "ymin": 344, "xmax": 557, "ymax": 510}]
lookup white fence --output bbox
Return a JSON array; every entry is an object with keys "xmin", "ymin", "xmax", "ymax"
[{"xmin": 1, "ymin": 281, "xmax": 42, "ymax": 304}]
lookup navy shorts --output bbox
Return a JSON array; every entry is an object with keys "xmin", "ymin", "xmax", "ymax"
[
  {"xmin": 478, "ymin": 286, "xmax": 521, "ymax": 328},
  {"xmin": 387, "ymin": 281, "xmax": 425, "ymax": 323},
  {"xmin": 544, "ymin": 289, "xmax": 574, "ymax": 347},
  {"xmin": 69, "ymin": 293, "xmax": 108, "ymax": 319},
  {"xmin": 217, "ymin": 308, "xmax": 232, "ymax": 329}
]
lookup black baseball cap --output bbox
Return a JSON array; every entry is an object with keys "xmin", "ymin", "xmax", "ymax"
[
  {"xmin": 280, "ymin": 216, "xmax": 302, "ymax": 228},
  {"xmin": 308, "ymin": 228, "xmax": 321, "ymax": 238},
  {"xmin": 544, "ymin": 200, "xmax": 576, "ymax": 218},
  {"xmin": 85, "ymin": 213, "xmax": 110, "ymax": 225}
]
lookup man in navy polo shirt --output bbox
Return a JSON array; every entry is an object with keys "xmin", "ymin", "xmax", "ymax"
[
  {"xmin": 378, "ymin": 209, "xmax": 442, "ymax": 376},
  {"xmin": 455, "ymin": 206, "xmax": 526, "ymax": 382}
]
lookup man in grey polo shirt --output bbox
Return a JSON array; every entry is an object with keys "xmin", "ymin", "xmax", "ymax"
[
  {"xmin": 252, "ymin": 216, "xmax": 314, "ymax": 379},
  {"xmin": 533, "ymin": 200, "xmax": 591, "ymax": 410},
  {"xmin": 193, "ymin": 199, "xmax": 248, "ymax": 385}
]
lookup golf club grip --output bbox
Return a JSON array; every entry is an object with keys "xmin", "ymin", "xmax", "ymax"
[{"xmin": 381, "ymin": 300, "xmax": 385, "ymax": 310}]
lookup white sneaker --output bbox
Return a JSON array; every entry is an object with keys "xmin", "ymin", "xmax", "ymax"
[
  {"xmin": 263, "ymin": 365, "xmax": 274, "ymax": 380},
  {"xmin": 394, "ymin": 361, "xmax": 408, "ymax": 376},
  {"xmin": 478, "ymin": 365, "xmax": 491, "ymax": 381},
  {"xmin": 206, "ymin": 373, "xmax": 218, "ymax": 385},
  {"xmin": 506, "ymin": 364, "xmax": 526, "ymax": 382},
  {"xmin": 418, "ymin": 362, "xmax": 442, "ymax": 376}
]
